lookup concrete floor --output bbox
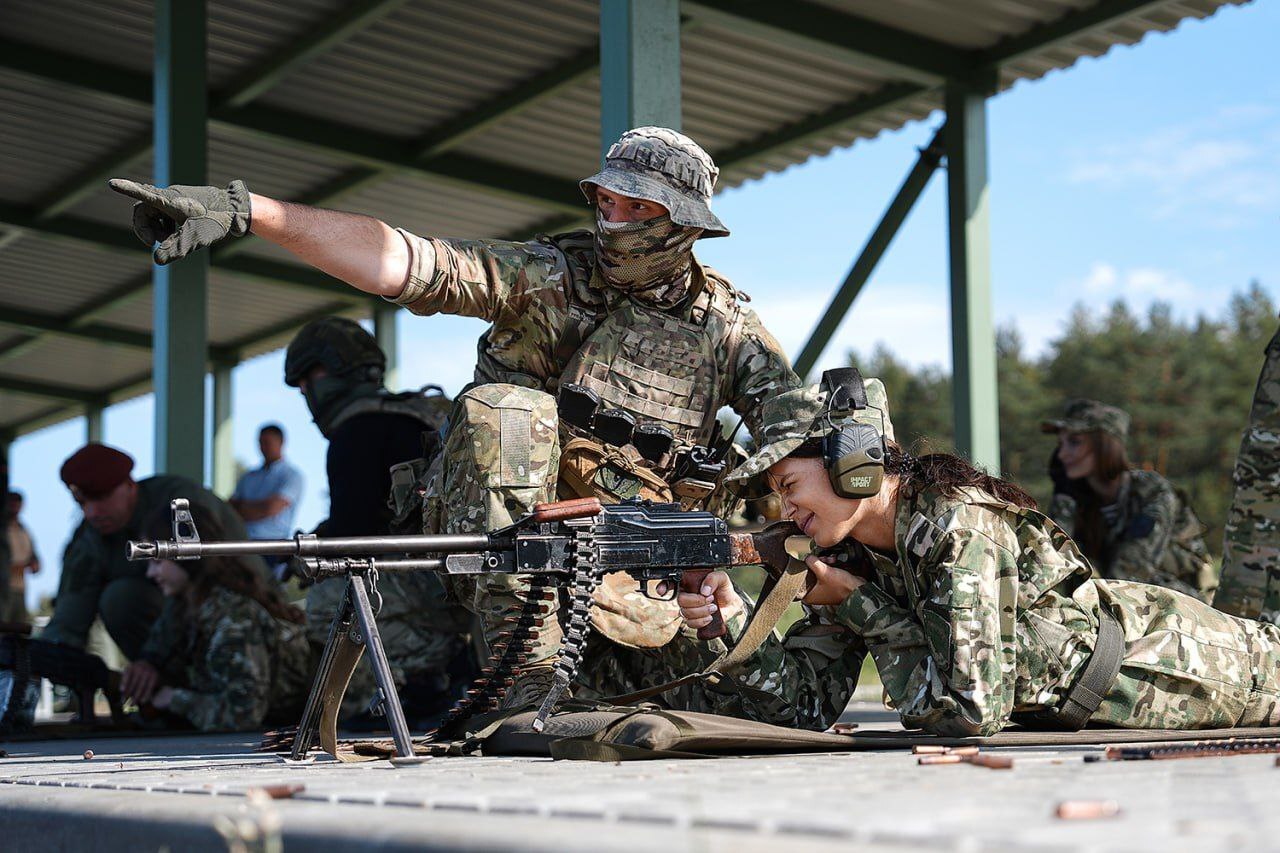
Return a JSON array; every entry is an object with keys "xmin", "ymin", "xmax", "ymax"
[{"xmin": 1, "ymin": 703, "xmax": 1277, "ymax": 852}]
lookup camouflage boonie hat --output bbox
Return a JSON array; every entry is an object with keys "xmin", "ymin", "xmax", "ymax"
[
  {"xmin": 725, "ymin": 379, "xmax": 895, "ymax": 496},
  {"xmin": 1040, "ymin": 398, "xmax": 1130, "ymax": 443},
  {"xmin": 580, "ymin": 126, "xmax": 728, "ymax": 238}
]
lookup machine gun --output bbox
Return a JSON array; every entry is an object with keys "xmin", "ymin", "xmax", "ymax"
[{"xmin": 129, "ymin": 497, "xmax": 811, "ymax": 760}]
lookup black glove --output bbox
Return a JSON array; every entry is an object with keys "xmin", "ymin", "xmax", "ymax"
[{"xmin": 108, "ymin": 178, "xmax": 252, "ymax": 265}]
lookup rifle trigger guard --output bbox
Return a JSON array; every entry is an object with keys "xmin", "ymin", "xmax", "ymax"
[{"xmin": 643, "ymin": 579, "xmax": 678, "ymax": 602}]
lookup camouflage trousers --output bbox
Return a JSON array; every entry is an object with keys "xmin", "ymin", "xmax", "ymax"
[
  {"xmin": 738, "ymin": 578, "xmax": 1280, "ymax": 733},
  {"xmin": 1089, "ymin": 580, "xmax": 1280, "ymax": 729},
  {"xmin": 1215, "ymin": 321, "xmax": 1280, "ymax": 623},
  {"xmin": 436, "ymin": 383, "xmax": 740, "ymax": 709}
]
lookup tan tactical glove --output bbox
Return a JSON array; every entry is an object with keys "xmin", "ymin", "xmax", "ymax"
[{"xmin": 108, "ymin": 178, "xmax": 252, "ymax": 265}]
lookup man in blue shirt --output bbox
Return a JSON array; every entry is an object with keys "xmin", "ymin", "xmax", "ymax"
[{"xmin": 230, "ymin": 424, "xmax": 304, "ymax": 549}]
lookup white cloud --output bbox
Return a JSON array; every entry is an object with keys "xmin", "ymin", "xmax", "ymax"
[
  {"xmin": 1079, "ymin": 262, "xmax": 1193, "ymax": 301},
  {"xmin": 1064, "ymin": 103, "xmax": 1280, "ymax": 224}
]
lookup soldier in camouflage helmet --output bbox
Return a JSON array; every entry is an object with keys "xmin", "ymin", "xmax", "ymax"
[
  {"xmin": 1041, "ymin": 399, "xmax": 1215, "ymax": 601},
  {"xmin": 283, "ymin": 317, "xmax": 472, "ymax": 727},
  {"xmin": 284, "ymin": 316, "xmax": 390, "ymax": 436},
  {"xmin": 677, "ymin": 380, "xmax": 1280, "ymax": 735},
  {"xmin": 1216, "ymin": 323, "xmax": 1280, "ymax": 624},
  {"xmin": 109, "ymin": 127, "xmax": 799, "ymax": 714}
]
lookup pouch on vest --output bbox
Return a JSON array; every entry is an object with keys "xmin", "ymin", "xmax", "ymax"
[
  {"xmin": 554, "ymin": 436, "xmax": 682, "ymax": 649},
  {"xmin": 387, "ymin": 432, "xmax": 446, "ymax": 535},
  {"xmin": 556, "ymin": 436, "xmax": 672, "ymax": 503}
]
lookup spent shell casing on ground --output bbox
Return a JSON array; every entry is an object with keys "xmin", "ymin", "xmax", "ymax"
[{"xmin": 1056, "ymin": 801, "xmax": 1120, "ymax": 820}]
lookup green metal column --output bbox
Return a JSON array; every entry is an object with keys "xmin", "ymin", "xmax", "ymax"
[
  {"xmin": 599, "ymin": 0, "xmax": 681, "ymax": 155},
  {"xmin": 211, "ymin": 361, "xmax": 235, "ymax": 497},
  {"xmin": 85, "ymin": 403, "xmax": 105, "ymax": 444},
  {"xmin": 152, "ymin": 0, "xmax": 209, "ymax": 482},
  {"xmin": 945, "ymin": 81, "xmax": 1000, "ymax": 472},
  {"xmin": 793, "ymin": 126, "xmax": 945, "ymax": 379},
  {"xmin": 373, "ymin": 302, "xmax": 400, "ymax": 389}
]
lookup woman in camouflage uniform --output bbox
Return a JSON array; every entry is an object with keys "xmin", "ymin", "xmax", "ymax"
[
  {"xmin": 1043, "ymin": 399, "xmax": 1215, "ymax": 601},
  {"xmin": 131, "ymin": 507, "xmax": 312, "ymax": 732},
  {"xmin": 678, "ymin": 382, "xmax": 1280, "ymax": 737}
]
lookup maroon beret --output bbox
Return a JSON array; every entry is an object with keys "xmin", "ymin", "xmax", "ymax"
[{"xmin": 60, "ymin": 443, "xmax": 134, "ymax": 500}]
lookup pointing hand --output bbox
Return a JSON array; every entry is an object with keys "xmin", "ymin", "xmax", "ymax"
[{"xmin": 108, "ymin": 178, "xmax": 252, "ymax": 264}]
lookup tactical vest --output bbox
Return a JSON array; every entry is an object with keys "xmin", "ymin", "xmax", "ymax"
[
  {"xmin": 476, "ymin": 231, "xmax": 749, "ymax": 445},
  {"xmin": 329, "ymin": 385, "xmax": 451, "ymax": 435}
]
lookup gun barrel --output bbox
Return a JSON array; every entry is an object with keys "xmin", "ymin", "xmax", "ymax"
[{"xmin": 126, "ymin": 533, "xmax": 495, "ymax": 562}]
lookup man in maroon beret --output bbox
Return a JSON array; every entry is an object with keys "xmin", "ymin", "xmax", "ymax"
[{"xmin": 43, "ymin": 444, "xmax": 267, "ymax": 691}]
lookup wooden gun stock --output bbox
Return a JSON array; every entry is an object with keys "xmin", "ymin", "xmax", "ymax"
[{"xmin": 531, "ymin": 497, "xmax": 603, "ymax": 523}]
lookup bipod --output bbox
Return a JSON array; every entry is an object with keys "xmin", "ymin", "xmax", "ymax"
[{"xmin": 288, "ymin": 572, "xmax": 421, "ymax": 762}]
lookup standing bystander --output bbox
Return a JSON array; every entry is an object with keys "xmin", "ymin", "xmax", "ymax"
[
  {"xmin": 230, "ymin": 424, "xmax": 304, "ymax": 579},
  {"xmin": 4, "ymin": 491, "xmax": 39, "ymax": 624}
]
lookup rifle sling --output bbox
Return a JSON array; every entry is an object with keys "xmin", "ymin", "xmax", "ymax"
[
  {"xmin": 1055, "ymin": 604, "xmax": 1125, "ymax": 731},
  {"xmin": 602, "ymin": 556, "xmax": 810, "ymax": 706}
]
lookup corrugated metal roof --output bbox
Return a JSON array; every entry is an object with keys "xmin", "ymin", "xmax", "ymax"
[
  {"xmin": 0, "ymin": 336, "xmax": 152, "ymax": 390},
  {"xmin": 0, "ymin": 392, "xmax": 63, "ymax": 429},
  {"xmin": 0, "ymin": 0, "xmax": 1249, "ymax": 438},
  {"xmin": 0, "ymin": 238, "xmax": 142, "ymax": 317},
  {"xmin": 1, "ymin": 0, "xmax": 353, "ymax": 89},
  {"xmin": 258, "ymin": 0, "xmax": 600, "ymax": 136},
  {"xmin": 0, "ymin": 70, "xmax": 151, "ymax": 203},
  {"xmin": 93, "ymin": 272, "xmax": 348, "ymax": 343},
  {"xmin": 66, "ymin": 127, "xmax": 359, "ymax": 228}
]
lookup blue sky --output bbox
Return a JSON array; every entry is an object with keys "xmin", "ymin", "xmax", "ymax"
[{"xmin": 10, "ymin": 1, "xmax": 1278, "ymax": 611}]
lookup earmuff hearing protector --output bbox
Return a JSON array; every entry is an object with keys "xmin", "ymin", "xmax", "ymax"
[{"xmin": 820, "ymin": 367, "xmax": 886, "ymax": 499}]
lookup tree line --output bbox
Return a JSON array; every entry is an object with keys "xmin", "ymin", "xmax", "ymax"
[{"xmin": 852, "ymin": 282, "xmax": 1276, "ymax": 555}]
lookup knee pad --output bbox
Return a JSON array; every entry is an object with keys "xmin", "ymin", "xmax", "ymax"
[
  {"xmin": 450, "ymin": 384, "xmax": 559, "ymax": 486},
  {"xmin": 444, "ymin": 384, "xmax": 561, "ymax": 531}
]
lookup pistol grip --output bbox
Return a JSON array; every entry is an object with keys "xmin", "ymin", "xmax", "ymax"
[{"xmin": 680, "ymin": 569, "xmax": 725, "ymax": 640}]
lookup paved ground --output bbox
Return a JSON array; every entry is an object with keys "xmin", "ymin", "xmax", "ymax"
[{"xmin": 1, "ymin": 703, "xmax": 1277, "ymax": 852}]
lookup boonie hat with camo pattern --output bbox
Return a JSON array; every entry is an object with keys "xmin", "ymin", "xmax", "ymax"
[{"xmin": 581, "ymin": 126, "xmax": 728, "ymax": 238}]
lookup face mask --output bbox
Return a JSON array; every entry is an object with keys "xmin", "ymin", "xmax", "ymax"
[
  {"xmin": 303, "ymin": 376, "xmax": 379, "ymax": 437},
  {"xmin": 594, "ymin": 212, "xmax": 702, "ymax": 307}
]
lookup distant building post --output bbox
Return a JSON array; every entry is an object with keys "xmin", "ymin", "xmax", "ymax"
[
  {"xmin": 212, "ymin": 360, "xmax": 235, "ymax": 497},
  {"xmin": 945, "ymin": 77, "xmax": 1000, "ymax": 472},
  {"xmin": 373, "ymin": 302, "xmax": 400, "ymax": 390},
  {"xmin": 152, "ymin": 0, "xmax": 209, "ymax": 482},
  {"xmin": 85, "ymin": 403, "xmax": 104, "ymax": 444},
  {"xmin": 599, "ymin": 0, "xmax": 682, "ymax": 157}
]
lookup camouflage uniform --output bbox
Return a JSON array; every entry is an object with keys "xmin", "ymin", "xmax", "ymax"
[
  {"xmin": 1043, "ymin": 399, "xmax": 1214, "ymax": 601},
  {"xmin": 401, "ymin": 128, "xmax": 798, "ymax": 702},
  {"xmin": 1216, "ymin": 323, "xmax": 1280, "ymax": 623},
  {"xmin": 718, "ymin": 385, "xmax": 1280, "ymax": 735},
  {"xmin": 1047, "ymin": 472, "xmax": 1214, "ymax": 601},
  {"xmin": 159, "ymin": 587, "xmax": 312, "ymax": 732}
]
